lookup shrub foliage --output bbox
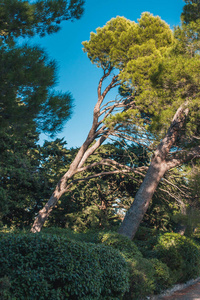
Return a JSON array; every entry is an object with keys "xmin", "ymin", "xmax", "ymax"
[
  {"xmin": 154, "ymin": 233, "xmax": 200, "ymax": 283},
  {"xmin": 0, "ymin": 233, "xmax": 129, "ymax": 299}
]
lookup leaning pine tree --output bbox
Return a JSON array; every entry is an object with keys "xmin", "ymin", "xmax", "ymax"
[
  {"xmin": 118, "ymin": 0, "xmax": 200, "ymax": 239},
  {"xmin": 31, "ymin": 13, "xmax": 174, "ymax": 232},
  {"xmin": 32, "ymin": 5, "xmax": 200, "ymax": 236}
]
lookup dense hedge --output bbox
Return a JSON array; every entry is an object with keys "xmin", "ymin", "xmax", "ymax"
[
  {"xmin": 1, "ymin": 229, "xmax": 200, "ymax": 299},
  {"xmin": 0, "ymin": 233, "xmax": 129, "ymax": 299},
  {"xmin": 96, "ymin": 231, "xmax": 172, "ymax": 299},
  {"xmin": 154, "ymin": 233, "xmax": 200, "ymax": 283}
]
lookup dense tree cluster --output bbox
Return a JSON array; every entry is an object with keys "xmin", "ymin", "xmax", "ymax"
[{"xmin": 0, "ymin": 0, "xmax": 199, "ymax": 242}]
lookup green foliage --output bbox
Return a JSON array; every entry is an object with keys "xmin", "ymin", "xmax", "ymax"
[
  {"xmin": 154, "ymin": 233, "xmax": 200, "ymax": 282},
  {"xmin": 0, "ymin": 137, "xmax": 74, "ymax": 228},
  {"xmin": 90, "ymin": 230, "xmax": 172, "ymax": 298},
  {"xmin": 123, "ymin": 256, "xmax": 171, "ymax": 299},
  {"xmin": 0, "ymin": 0, "xmax": 84, "ymax": 43},
  {"xmin": 95, "ymin": 245, "xmax": 129, "ymax": 299},
  {"xmin": 99, "ymin": 231, "xmax": 142, "ymax": 260},
  {"xmin": 2, "ymin": 229, "xmax": 198, "ymax": 299},
  {"xmin": 181, "ymin": 0, "xmax": 200, "ymax": 24},
  {"xmin": 0, "ymin": 131, "xmax": 41, "ymax": 227},
  {"xmin": 46, "ymin": 142, "xmax": 148, "ymax": 231},
  {"xmin": 0, "ymin": 45, "xmax": 73, "ymax": 136},
  {"xmin": 0, "ymin": 276, "xmax": 11, "ymax": 299},
  {"xmin": 0, "ymin": 0, "xmax": 83, "ymax": 228},
  {"xmin": 82, "ymin": 13, "xmax": 178, "ymax": 140},
  {"xmin": 97, "ymin": 232, "xmax": 169, "ymax": 299},
  {"xmin": 0, "ymin": 233, "xmax": 129, "ymax": 299},
  {"xmin": 0, "ymin": 45, "xmax": 73, "ymax": 226},
  {"xmin": 83, "ymin": 13, "xmax": 173, "ymax": 73},
  {"xmin": 150, "ymin": 258, "xmax": 172, "ymax": 293},
  {"xmin": 124, "ymin": 257, "xmax": 157, "ymax": 299},
  {"xmin": 134, "ymin": 226, "xmax": 159, "ymax": 258}
]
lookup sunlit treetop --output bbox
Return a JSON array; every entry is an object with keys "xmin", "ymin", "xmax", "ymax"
[
  {"xmin": 82, "ymin": 13, "xmax": 173, "ymax": 76},
  {"xmin": 83, "ymin": 12, "xmax": 200, "ymax": 144},
  {"xmin": 82, "ymin": 13, "xmax": 174, "ymax": 130}
]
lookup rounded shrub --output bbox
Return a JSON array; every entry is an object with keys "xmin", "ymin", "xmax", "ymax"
[
  {"xmin": 154, "ymin": 233, "xmax": 200, "ymax": 283},
  {"xmin": 0, "ymin": 233, "xmax": 129, "ymax": 299},
  {"xmin": 98, "ymin": 231, "xmax": 172, "ymax": 298},
  {"xmin": 149, "ymin": 258, "xmax": 172, "ymax": 293},
  {"xmin": 123, "ymin": 257, "xmax": 156, "ymax": 300},
  {"xmin": 123, "ymin": 256, "xmax": 172, "ymax": 299},
  {"xmin": 99, "ymin": 231, "xmax": 142, "ymax": 259},
  {"xmin": 95, "ymin": 244, "xmax": 129, "ymax": 299}
]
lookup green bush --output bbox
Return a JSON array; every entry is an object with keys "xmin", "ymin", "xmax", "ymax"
[
  {"xmin": 123, "ymin": 257, "xmax": 156, "ymax": 300},
  {"xmin": 134, "ymin": 226, "xmax": 159, "ymax": 258},
  {"xmin": 123, "ymin": 257, "xmax": 172, "ymax": 299},
  {"xmin": 99, "ymin": 231, "xmax": 142, "ymax": 259},
  {"xmin": 150, "ymin": 258, "xmax": 172, "ymax": 293},
  {"xmin": 42, "ymin": 227, "xmax": 103, "ymax": 244},
  {"xmin": 95, "ymin": 245, "xmax": 129, "ymax": 299},
  {"xmin": 97, "ymin": 231, "xmax": 172, "ymax": 298},
  {"xmin": 154, "ymin": 233, "xmax": 200, "ymax": 283},
  {"xmin": 0, "ymin": 233, "xmax": 129, "ymax": 299}
]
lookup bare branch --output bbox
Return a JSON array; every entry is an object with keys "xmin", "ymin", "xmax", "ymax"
[
  {"xmin": 97, "ymin": 67, "xmax": 113, "ymax": 98},
  {"xmin": 166, "ymin": 145, "xmax": 200, "ymax": 170},
  {"xmin": 76, "ymin": 157, "xmax": 148, "ymax": 176},
  {"xmin": 160, "ymin": 177, "xmax": 190, "ymax": 197},
  {"xmin": 158, "ymin": 187, "xmax": 187, "ymax": 207},
  {"xmin": 77, "ymin": 135, "xmax": 108, "ymax": 169},
  {"xmin": 101, "ymin": 74, "xmax": 119, "ymax": 100},
  {"xmin": 100, "ymin": 99, "xmax": 116, "ymax": 110}
]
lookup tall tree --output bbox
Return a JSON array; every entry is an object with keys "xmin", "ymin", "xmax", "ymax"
[
  {"xmin": 0, "ymin": 44, "xmax": 73, "ymax": 137},
  {"xmin": 0, "ymin": 0, "xmax": 85, "ymax": 226},
  {"xmin": 118, "ymin": 7, "xmax": 200, "ymax": 239},
  {"xmin": 32, "ymin": 9, "xmax": 200, "ymax": 236},
  {"xmin": 31, "ymin": 13, "xmax": 174, "ymax": 232}
]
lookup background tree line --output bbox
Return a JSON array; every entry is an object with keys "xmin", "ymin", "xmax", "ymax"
[{"xmin": 0, "ymin": 0, "xmax": 200, "ymax": 240}]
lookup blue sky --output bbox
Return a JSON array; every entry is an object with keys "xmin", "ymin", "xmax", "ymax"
[{"xmin": 37, "ymin": 0, "xmax": 185, "ymax": 148}]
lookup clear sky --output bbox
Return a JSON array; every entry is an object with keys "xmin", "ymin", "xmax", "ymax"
[{"xmin": 36, "ymin": 0, "xmax": 185, "ymax": 148}]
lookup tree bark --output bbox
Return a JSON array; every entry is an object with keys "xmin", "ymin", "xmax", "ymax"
[
  {"xmin": 118, "ymin": 103, "xmax": 190, "ymax": 240},
  {"xmin": 30, "ymin": 135, "xmax": 107, "ymax": 233},
  {"xmin": 30, "ymin": 169, "xmax": 74, "ymax": 233},
  {"xmin": 118, "ymin": 154, "xmax": 167, "ymax": 239}
]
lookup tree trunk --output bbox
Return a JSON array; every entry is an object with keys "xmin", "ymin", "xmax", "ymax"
[
  {"xmin": 30, "ymin": 170, "xmax": 74, "ymax": 233},
  {"xmin": 118, "ymin": 154, "xmax": 167, "ymax": 239},
  {"xmin": 118, "ymin": 103, "xmax": 189, "ymax": 240}
]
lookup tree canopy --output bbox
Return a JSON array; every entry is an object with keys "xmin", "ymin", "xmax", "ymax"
[
  {"xmin": 0, "ymin": 0, "xmax": 85, "ymax": 226},
  {"xmin": 0, "ymin": 0, "xmax": 84, "ymax": 43}
]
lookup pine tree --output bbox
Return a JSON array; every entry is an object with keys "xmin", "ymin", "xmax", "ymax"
[
  {"xmin": 0, "ymin": 0, "xmax": 84, "ymax": 227},
  {"xmin": 30, "ymin": 13, "xmax": 175, "ymax": 232}
]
